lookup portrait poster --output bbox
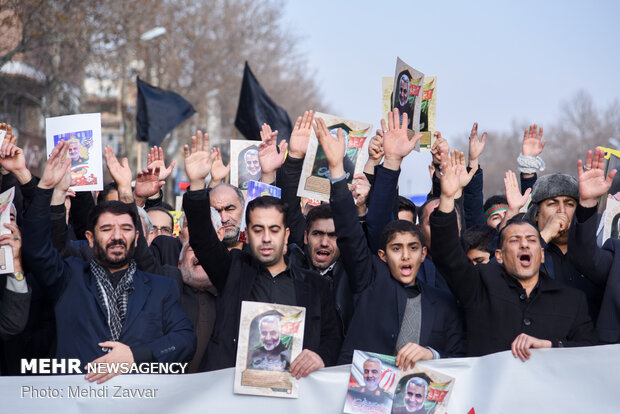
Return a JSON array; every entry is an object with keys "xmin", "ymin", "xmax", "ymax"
[
  {"xmin": 392, "ymin": 57, "xmax": 424, "ymax": 137},
  {"xmin": 383, "ymin": 75, "xmax": 437, "ymax": 151},
  {"xmin": 297, "ymin": 112, "xmax": 372, "ymax": 202},
  {"xmin": 234, "ymin": 301, "xmax": 306, "ymax": 399},
  {"xmin": 419, "ymin": 76, "xmax": 437, "ymax": 151},
  {"xmin": 169, "ymin": 210, "xmax": 183, "ymax": 237},
  {"xmin": 391, "ymin": 365, "xmax": 455, "ymax": 414},
  {"xmin": 230, "ymin": 140, "xmax": 261, "ymax": 191},
  {"xmin": 45, "ymin": 113, "xmax": 103, "ymax": 192},
  {"xmin": 246, "ymin": 181, "xmax": 282, "ymax": 205},
  {"xmin": 0, "ymin": 187, "xmax": 15, "ymax": 274},
  {"xmin": 343, "ymin": 350, "xmax": 398, "ymax": 414}
]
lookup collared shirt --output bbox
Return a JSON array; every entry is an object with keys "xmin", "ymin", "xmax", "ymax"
[{"xmin": 250, "ymin": 267, "xmax": 296, "ymax": 306}]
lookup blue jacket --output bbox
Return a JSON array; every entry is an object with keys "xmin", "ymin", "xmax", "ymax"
[{"xmin": 22, "ymin": 188, "xmax": 196, "ymax": 368}]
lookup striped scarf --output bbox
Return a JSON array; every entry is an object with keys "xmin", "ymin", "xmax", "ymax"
[{"xmin": 90, "ymin": 259, "xmax": 136, "ymax": 346}]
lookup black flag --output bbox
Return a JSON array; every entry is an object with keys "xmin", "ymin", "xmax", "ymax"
[
  {"xmin": 234, "ymin": 62, "xmax": 292, "ymax": 143},
  {"xmin": 136, "ymin": 77, "xmax": 196, "ymax": 147}
]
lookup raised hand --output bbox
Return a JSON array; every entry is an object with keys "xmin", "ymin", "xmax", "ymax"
[
  {"xmin": 288, "ymin": 110, "xmax": 314, "ymax": 159},
  {"xmin": 51, "ymin": 166, "xmax": 73, "ymax": 206},
  {"xmin": 104, "ymin": 145, "xmax": 132, "ymax": 190},
  {"xmin": 209, "ymin": 147, "xmax": 230, "ymax": 186},
  {"xmin": 183, "ymin": 130, "xmax": 215, "ymax": 190},
  {"xmin": 438, "ymin": 150, "xmax": 462, "ymax": 213},
  {"xmin": 578, "ymin": 148, "xmax": 617, "ymax": 208},
  {"xmin": 452, "ymin": 150, "xmax": 476, "ymax": 191},
  {"xmin": 504, "ymin": 170, "xmax": 532, "ymax": 212},
  {"xmin": 522, "ymin": 124, "xmax": 546, "ymax": 157},
  {"xmin": 135, "ymin": 166, "xmax": 165, "ymax": 200},
  {"xmin": 431, "ymin": 131, "xmax": 449, "ymax": 166},
  {"xmin": 352, "ymin": 173, "xmax": 371, "ymax": 215},
  {"xmin": 0, "ymin": 142, "xmax": 30, "ymax": 184},
  {"xmin": 363, "ymin": 130, "xmax": 384, "ymax": 176},
  {"xmin": 468, "ymin": 122, "xmax": 487, "ymax": 167},
  {"xmin": 258, "ymin": 123, "xmax": 288, "ymax": 183},
  {"xmin": 0, "ymin": 123, "xmax": 17, "ymax": 153},
  {"xmin": 381, "ymin": 108, "xmax": 421, "ymax": 170},
  {"xmin": 314, "ymin": 117, "xmax": 345, "ymax": 179},
  {"xmin": 39, "ymin": 141, "xmax": 71, "ymax": 189},
  {"xmin": 147, "ymin": 146, "xmax": 176, "ymax": 181}
]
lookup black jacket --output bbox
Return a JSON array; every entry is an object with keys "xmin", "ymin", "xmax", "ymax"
[
  {"xmin": 568, "ymin": 205, "xmax": 620, "ymax": 343},
  {"xmin": 430, "ymin": 208, "xmax": 598, "ymax": 356},
  {"xmin": 183, "ymin": 188, "xmax": 342, "ymax": 371},
  {"xmin": 330, "ymin": 177, "xmax": 465, "ymax": 364},
  {"xmin": 276, "ymin": 156, "xmax": 355, "ymax": 336}
]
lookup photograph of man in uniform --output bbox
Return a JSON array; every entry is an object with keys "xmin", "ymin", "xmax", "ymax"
[
  {"xmin": 346, "ymin": 357, "xmax": 391, "ymax": 413},
  {"xmin": 310, "ymin": 124, "xmax": 356, "ymax": 183},
  {"xmin": 247, "ymin": 314, "xmax": 291, "ymax": 372},
  {"xmin": 67, "ymin": 137, "xmax": 88, "ymax": 166},
  {"xmin": 238, "ymin": 146, "xmax": 261, "ymax": 190},
  {"xmin": 392, "ymin": 71, "xmax": 414, "ymax": 130},
  {"xmin": 392, "ymin": 375, "xmax": 431, "ymax": 414}
]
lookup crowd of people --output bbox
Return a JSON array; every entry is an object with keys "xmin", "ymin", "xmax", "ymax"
[{"xmin": 0, "ymin": 107, "xmax": 617, "ymax": 385}]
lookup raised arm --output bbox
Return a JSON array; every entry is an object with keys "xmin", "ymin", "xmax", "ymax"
[
  {"xmin": 430, "ymin": 150, "xmax": 483, "ymax": 307},
  {"xmin": 275, "ymin": 110, "xmax": 314, "ymax": 248},
  {"xmin": 518, "ymin": 124, "xmax": 545, "ymax": 193},
  {"xmin": 182, "ymin": 130, "xmax": 232, "ymax": 291},
  {"xmin": 567, "ymin": 148, "xmax": 617, "ymax": 286},
  {"xmin": 463, "ymin": 122, "xmax": 487, "ymax": 228},
  {"xmin": 22, "ymin": 142, "xmax": 72, "ymax": 299},
  {"xmin": 258, "ymin": 123, "xmax": 287, "ymax": 185},
  {"xmin": 366, "ymin": 108, "xmax": 421, "ymax": 254}
]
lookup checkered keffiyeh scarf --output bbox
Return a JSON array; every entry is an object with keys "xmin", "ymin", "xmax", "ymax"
[{"xmin": 90, "ymin": 259, "xmax": 136, "ymax": 343}]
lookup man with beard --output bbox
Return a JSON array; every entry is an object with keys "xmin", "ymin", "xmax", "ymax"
[
  {"xmin": 274, "ymin": 110, "xmax": 354, "ymax": 336},
  {"xmin": 430, "ymin": 149, "xmax": 598, "ymax": 358},
  {"xmin": 247, "ymin": 315, "xmax": 290, "ymax": 371},
  {"xmin": 393, "ymin": 72, "xmax": 414, "ymax": 130},
  {"xmin": 183, "ymin": 130, "xmax": 341, "ymax": 377},
  {"xmin": 524, "ymin": 173, "xmax": 603, "ymax": 322},
  {"xmin": 239, "ymin": 147, "xmax": 261, "ymax": 190},
  {"xmin": 346, "ymin": 357, "xmax": 390, "ymax": 411},
  {"xmin": 178, "ymin": 241, "xmax": 217, "ymax": 373},
  {"xmin": 393, "ymin": 376, "xmax": 429, "ymax": 414},
  {"xmin": 21, "ymin": 142, "xmax": 195, "ymax": 383}
]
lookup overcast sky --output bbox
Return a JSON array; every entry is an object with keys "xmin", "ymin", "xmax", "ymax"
[{"xmin": 282, "ymin": 0, "xmax": 620, "ymax": 197}]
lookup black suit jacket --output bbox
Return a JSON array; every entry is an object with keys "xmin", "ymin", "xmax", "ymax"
[
  {"xmin": 568, "ymin": 205, "xmax": 620, "ymax": 343},
  {"xmin": 330, "ymin": 176, "xmax": 465, "ymax": 364},
  {"xmin": 183, "ymin": 189, "xmax": 342, "ymax": 371}
]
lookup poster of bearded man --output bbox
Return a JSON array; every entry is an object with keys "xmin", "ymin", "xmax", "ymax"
[{"xmin": 234, "ymin": 301, "xmax": 306, "ymax": 398}]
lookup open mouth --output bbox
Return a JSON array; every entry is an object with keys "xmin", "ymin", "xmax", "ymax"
[
  {"xmin": 315, "ymin": 249, "xmax": 331, "ymax": 261},
  {"xmin": 400, "ymin": 264, "xmax": 413, "ymax": 276},
  {"xmin": 518, "ymin": 252, "xmax": 531, "ymax": 267}
]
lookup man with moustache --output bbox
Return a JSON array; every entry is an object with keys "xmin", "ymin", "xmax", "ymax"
[
  {"xmin": 430, "ymin": 150, "xmax": 598, "ymax": 359},
  {"xmin": 21, "ymin": 142, "xmax": 195, "ymax": 383},
  {"xmin": 524, "ymin": 173, "xmax": 603, "ymax": 322},
  {"xmin": 247, "ymin": 315, "xmax": 290, "ymax": 371},
  {"xmin": 182, "ymin": 130, "xmax": 341, "ymax": 376},
  {"xmin": 393, "ymin": 376, "xmax": 429, "ymax": 414},
  {"xmin": 346, "ymin": 357, "xmax": 391, "ymax": 413}
]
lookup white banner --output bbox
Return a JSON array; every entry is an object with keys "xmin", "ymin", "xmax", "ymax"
[{"xmin": 2, "ymin": 344, "xmax": 619, "ymax": 413}]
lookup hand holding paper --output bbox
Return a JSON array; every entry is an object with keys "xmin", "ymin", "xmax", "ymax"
[{"xmin": 290, "ymin": 349, "xmax": 324, "ymax": 380}]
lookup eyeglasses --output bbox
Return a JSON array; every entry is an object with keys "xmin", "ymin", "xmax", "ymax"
[{"xmin": 151, "ymin": 226, "xmax": 173, "ymax": 235}]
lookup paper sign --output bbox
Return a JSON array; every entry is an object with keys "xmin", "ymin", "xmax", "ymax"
[
  {"xmin": 45, "ymin": 113, "xmax": 103, "ymax": 192},
  {"xmin": 230, "ymin": 140, "xmax": 261, "ymax": 191},
  {"xmin": 0, "ymin": 187, "xmax": 15, "ymax": 274}
]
